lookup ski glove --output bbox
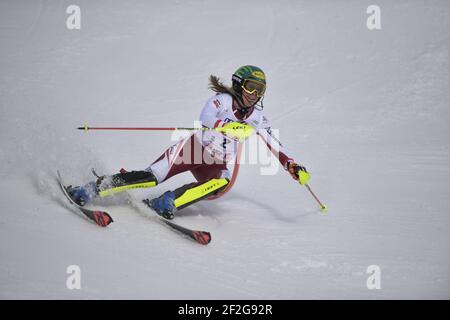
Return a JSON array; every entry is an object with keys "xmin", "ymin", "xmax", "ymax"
[
  {"xmin": 287, "ymin": 161, "xmax": 310, "ymax": 185},
  {"xmin": 216, "ymin": 122, "xmax": 254, "ymax": 142}
]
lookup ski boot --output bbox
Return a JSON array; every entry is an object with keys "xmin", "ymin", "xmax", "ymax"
[
  {"xmin": 66, "ymin": 181, "xmax": 98, "ymax": 206},
  {"xmin": 144, "ymin": 191, "xmax": 177, "ymax": 220}
]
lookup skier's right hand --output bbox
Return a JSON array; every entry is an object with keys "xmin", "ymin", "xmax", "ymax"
[{"xmin": 216, "ymin": 122, "xmax": 254, "ymax": 142}]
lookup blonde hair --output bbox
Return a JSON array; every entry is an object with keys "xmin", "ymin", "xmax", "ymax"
[{"xmin": 208, "ymin": 75, "xmax": 246, "ymax": 107}]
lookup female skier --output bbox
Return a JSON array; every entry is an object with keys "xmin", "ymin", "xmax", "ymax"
[{"xmin": 67, "ymin": 65, "xmax": 310, "ymax": 219}]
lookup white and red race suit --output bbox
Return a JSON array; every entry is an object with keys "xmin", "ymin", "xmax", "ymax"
[{"xmin": 147, "ymin": 93, "xmax": 295, "ymax": 184}]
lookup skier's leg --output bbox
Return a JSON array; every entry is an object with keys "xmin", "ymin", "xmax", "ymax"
[
  {"xmin": 67, "ymin": 170, "xmax": 158, "ymax": 206},
  {"xmin": 145, "ymin": 176, "xmax": 229, "ymax": 219},
  {"xmin": 67, "ymin": 135, "xmax": 197, "ymax": 206},
  {"xmin": 99, "ymin": 135, "xmax": 199, "ymax": 196},
  {"xmin": 96, "ymin": 170, "xmax": 158, "ymax": 197},
  {"xmin": 190, "ymin": 163, "xmax": 231, "ymax": 182},
  {"xmin": 145, "ymin": 134, "xmax": 201, "ymax": 183},
  {"xmin": 145, "ymin": 164, "xmax": 230, "ymax": 219}
]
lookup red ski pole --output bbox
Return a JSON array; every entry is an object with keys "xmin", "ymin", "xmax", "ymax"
[
  {"xmin": 77, "ymin": 123, "xmax": 255, "ymax": 142},
  {"xmin": 78, "ymin": 125, "xmax": 207, "ymax": 132}
]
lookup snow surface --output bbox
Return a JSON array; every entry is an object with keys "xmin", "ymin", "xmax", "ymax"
[{"xmin": 1, "ymin": 0, "xmax": 449, "ymax": 299}]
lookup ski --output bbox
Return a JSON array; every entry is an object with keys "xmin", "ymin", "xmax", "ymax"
[
  {"xmin": 91, "ymin": 168, "xmax": 211, "ymax": 245},
  {"xmin": 142, "ymin": 199, "xmax": 211, "ymax": 245},
  {"xmin": 56, "ymin": 170, "xmax": 113, "ymax": 227},
  {"xmin": 163, "ymin": 219, "xmax": 211, "ymax": 245}
]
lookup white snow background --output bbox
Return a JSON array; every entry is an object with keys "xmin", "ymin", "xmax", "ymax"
[{"xmin": 0, "ymin": 0, "xmax": 449, "ymax": 299}]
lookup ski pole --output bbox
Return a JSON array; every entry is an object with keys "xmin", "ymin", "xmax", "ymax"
[
  {"xmin": 77, "ymin": 124, "xmax": 255, "ymax": 141},
  {"xmin": 305, "ymin": 183, "xmax": 328, "ymax": 213},
  {"xmin": 78, "ymin": 125, "xmax": 211, "ymax": 132}
]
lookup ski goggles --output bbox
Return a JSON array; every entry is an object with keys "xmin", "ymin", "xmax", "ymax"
[{"xmin": 241, "ymin": 79, "xmax": 266, "ymax": 97}]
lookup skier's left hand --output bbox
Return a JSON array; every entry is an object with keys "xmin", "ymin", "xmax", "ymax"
[{"xmin": 287, "ymin": 161, "xmax": 310, "ymax": 185}]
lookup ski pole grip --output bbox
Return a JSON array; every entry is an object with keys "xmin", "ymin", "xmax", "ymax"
[{"xmin": 77, "ymin": 124, "xmax": 89, "ymax": 132}]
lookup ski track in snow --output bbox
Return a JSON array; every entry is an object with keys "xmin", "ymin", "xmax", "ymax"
[{"xmin": 0, "ymin": 0, "xmax": 449, "ymax": 299}]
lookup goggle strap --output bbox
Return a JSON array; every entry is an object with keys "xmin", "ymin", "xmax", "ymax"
[{"xmin": 232, "ymin": 74, "xmax": 243, "ymax": 84}]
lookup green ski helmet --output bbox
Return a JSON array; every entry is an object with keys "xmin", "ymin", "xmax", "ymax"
[{"xmin": 232, "ymin": 65, "xmax": 266, "ymax": 106}]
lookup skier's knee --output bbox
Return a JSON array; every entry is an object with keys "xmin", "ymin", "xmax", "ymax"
[{"xmin": 220, "ymin": 169, "xmax": 231, "ymax": 180}]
